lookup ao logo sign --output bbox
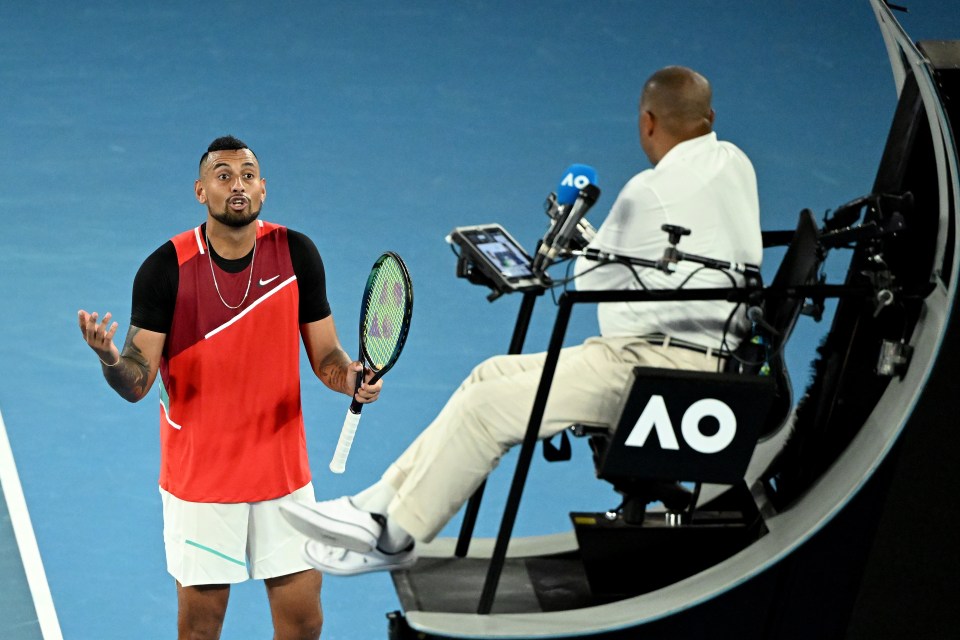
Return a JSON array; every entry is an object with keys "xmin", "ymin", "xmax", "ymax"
[
  {"xmin": 560, "ymin": 171, "xmax": 592, "ymax": 190},
  {"xmin": 624, "ymin": 395, "xmax": 736, "ymax": 454}
]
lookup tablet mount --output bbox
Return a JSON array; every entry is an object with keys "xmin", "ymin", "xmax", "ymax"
[{"xmin": 450, "ymin": 219, "xmax": 764, "ymax": 302}]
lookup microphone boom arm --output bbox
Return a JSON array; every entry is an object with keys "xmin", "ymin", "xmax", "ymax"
[{"xmin": 575, "ymin": 241, "xmax": 758, "ymax": 278}]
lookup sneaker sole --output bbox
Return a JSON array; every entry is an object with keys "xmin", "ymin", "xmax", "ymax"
[
  {"xmin": 279, "ymin": 502, "xmax": 379, "ymax": 553},
  {"xmin": 303, "ymin": 542, "xmax": 418, "ymax": 576}
]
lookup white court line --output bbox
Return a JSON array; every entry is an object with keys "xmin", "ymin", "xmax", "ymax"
[{"xmin": 0, "ymin": 407, "xmax": 63, "ymax": 640}]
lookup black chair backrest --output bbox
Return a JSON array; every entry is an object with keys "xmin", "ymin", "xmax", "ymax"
[
  {"xmin": 750, "ymin": 208, "xmax": 822, "ymax": 438},
  {"xmin": 766, "ymin": 209, "xmax": 822, "ymax": 345}
]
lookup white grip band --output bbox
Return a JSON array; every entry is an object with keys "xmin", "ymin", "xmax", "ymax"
[{"xmin": 329, "ymin": 409, "xmax": 362, "ymax": 474}]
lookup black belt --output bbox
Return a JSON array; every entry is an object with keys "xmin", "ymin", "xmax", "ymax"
[{"xmin": 641, "ymin": 334, "xmax": 725, "ymax": 356}]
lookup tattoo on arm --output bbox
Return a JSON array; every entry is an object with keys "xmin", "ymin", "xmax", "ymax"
[
  {"xmin": 103, "ymin": 327, "xmax": 153, "ymax": 402},
  {"xmin": 318, "ymin": 349, "xmax": 353, "ymax": 395}
]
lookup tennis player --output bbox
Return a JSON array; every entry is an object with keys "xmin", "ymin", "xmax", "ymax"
[
  {"xmin": 78, "ymin": 136, "xmax": 382, "ymax": 639},
  {"xmin": 281, "ymin": 66, "xmax": 764, "ymax": 576}
]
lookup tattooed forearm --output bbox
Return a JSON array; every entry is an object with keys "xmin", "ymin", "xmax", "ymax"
[
  {"xmin": 103, "ymin": 327, "xmax": 152, "ymax": 403},
  {"xmin": 318, "ymin": 349, "xmax": 353, "ymax": 395}
]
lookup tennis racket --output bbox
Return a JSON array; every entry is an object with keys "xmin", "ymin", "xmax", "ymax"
[{"xmin": 329, "ymin": 251, "xmax": 414, "ymax": 473}]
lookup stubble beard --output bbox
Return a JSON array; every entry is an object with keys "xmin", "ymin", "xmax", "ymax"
[{"xmin": 209, "ymin": 204, "xmax": 263, "ymax": 229}]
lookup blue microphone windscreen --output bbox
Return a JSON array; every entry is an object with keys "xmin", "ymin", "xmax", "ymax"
[{"xmin": 556, "ymin": 164, "xmax": 598, "ymax": 205}]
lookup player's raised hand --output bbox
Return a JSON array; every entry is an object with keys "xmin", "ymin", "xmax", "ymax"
[
  {"xmin": 352, "ymin": 362, "xmax": 383, "ymax": 404},
  {"xmin": 78, "ymin": 310, "xmax": 120, "ymax": 366}
]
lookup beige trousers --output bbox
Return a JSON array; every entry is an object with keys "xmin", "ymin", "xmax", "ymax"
[{"xmin": 383, "ymin": 336, "xmax": 722, "ymax": 542}]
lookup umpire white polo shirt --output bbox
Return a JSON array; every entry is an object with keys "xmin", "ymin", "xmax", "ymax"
[{"xmin": 574, "ymin": 132, "xmax": 763, "ymax": 349}]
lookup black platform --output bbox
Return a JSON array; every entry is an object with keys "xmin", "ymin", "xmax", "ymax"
[
  {"xmin": 392, "ymin": 552, "xmax": 597, "ymax": 615},
  {"xmin": 392, "ymin": 496, "xmax": 765, "ymax": 619}
]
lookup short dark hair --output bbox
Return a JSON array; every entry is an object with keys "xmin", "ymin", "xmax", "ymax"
[
  {"xmin": 640, "ymin": 66, "xmax": 713, "ymax": 139},
  {"xmin": 199, "ymin": 135, "xmax": 258, "ymax": 172}
]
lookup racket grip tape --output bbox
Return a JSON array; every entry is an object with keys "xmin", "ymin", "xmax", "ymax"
[{"xmin": 330, "ymin": 409, "xmax": 362, "ymax": 474}]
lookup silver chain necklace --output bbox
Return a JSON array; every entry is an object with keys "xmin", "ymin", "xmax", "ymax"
[{"xmin": 206, "ymin": 231, "xmax": 257, "ymax": 310}]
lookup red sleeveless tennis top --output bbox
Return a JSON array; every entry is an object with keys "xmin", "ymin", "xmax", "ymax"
[{"xmin": 158, "ymin": 220, "xmax": 311, "ymax": 503}]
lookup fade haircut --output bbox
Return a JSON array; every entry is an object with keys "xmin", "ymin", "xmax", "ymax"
[{"xmin": 198, "ymin": 135, "xmax": 258, "ymax": 174}]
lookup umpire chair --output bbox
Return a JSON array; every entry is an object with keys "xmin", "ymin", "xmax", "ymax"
[{"xmin": 570, "ymin": 209, "xmax": 823, "ymax": 596}]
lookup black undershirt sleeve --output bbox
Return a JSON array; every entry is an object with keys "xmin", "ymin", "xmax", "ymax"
[
  {"xmin": 130, "ymin": 241, "xmax": 180, "ymax": 333},
  {"xmin": 129, "ymin": 227, "xmax": 331, "ymax": 333},
  {"xmin": 130, "ymin": 241, "xmax": 178, "ymax": 333},
  {"xmin": 288, "ymin": 229, "xmax": 332, "ymax": 324}
]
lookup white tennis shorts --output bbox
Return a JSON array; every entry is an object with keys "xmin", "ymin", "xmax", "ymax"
[{"xmin": 160, "ymin": 482, "xmax": 316, "ymax": 587}]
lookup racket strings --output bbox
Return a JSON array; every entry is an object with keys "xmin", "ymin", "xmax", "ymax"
[{"xmin": 362, "ymin": 258, "xmax": 410, "ymax": 369}]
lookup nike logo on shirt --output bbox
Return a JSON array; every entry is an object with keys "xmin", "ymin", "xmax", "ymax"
[{"xmin": 259, "ymin": 275, "xmax": 280, "ymax": 286}]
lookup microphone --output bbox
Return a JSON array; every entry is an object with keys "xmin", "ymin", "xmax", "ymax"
[
  {"xmin": 534, "ymin": 165, "xmax": 598, "ymax": 274},
  {"xmin": 573, "ymin": 217, "xmax": 598, "ymax": 248},
  {"xmin": 534, "ymin": 182, "xmax": 601, "ymax": 273},
  {"xmin": 556, "ymin": 164, "xmax": 597, "ymax": 206}
]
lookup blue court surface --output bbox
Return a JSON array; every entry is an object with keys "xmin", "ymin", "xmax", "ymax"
[{"xmin": 2, "ymin": 1, "xmax": 959, "ymax": 638}]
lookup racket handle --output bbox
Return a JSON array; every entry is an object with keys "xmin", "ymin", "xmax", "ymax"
[
  {"xmin": 349, "ymin": 365, "xmax": 365, "ymax": 414},
  {"xmin": 330, "ymin": 408, "xmax": 362, "ymax": 474}
]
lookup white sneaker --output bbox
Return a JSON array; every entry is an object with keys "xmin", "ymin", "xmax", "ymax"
[
  {"xmin": 302, "ymin": 540, "xmax": 418, "ymax": 576},
  {"xmin": 279, "ymin": 497, "xmax": 382, "ymax": 552}
]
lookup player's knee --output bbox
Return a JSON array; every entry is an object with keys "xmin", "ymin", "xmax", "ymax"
[
  {"xmin": 277, "ymin": 612, "xmax": 323, "ymax": 640},
  {"xmin": 177, "ymin": 592, "xmax": 229, "ymax": 640},
  {"xmin": 178, "ymin": 622, "xmax": 225, "ymax": 640},
  {"xmin": 305, "ymin": 610, "xmax": 324, "ymax": 638},
  {"xmin": 307, "ymin": 617, "xmax": 324, "ymax": 640}
]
